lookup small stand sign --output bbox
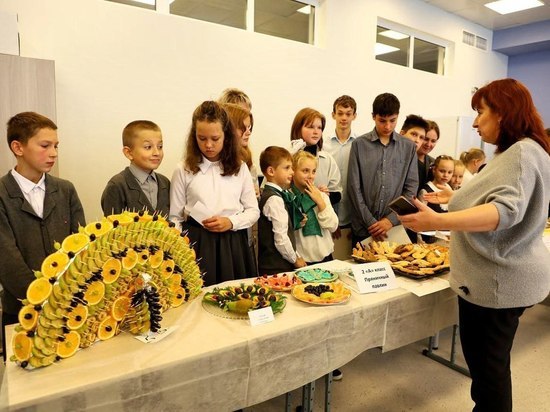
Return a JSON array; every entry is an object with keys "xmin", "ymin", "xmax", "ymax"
[
  {"xmin": 248, "ymin": 306, "xmax": 275, "ymax": 326},
  {"xmin": 351, "ymin": 261, "xmax": 398, "ymax": 294}
]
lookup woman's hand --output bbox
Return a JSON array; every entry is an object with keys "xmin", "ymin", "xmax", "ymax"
[
  {"xmin": 202, "ymin": 216, "xmax": 233, "ymax": 232},
  {"xmin": 397, "ymin": 198, "xmax": 441, "ymax": 232},
  {"xmin": 317, "ymin": 185, "xmax": 330, "ymax": 195},
  {"xmin": 423, "ymin": 186, "xmax": 454, "ymax": 205}
]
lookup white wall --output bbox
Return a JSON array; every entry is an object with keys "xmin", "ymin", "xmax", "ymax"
[{"xmin": 0, "ymin": 0, "xmax": 507, "ymax": 220}]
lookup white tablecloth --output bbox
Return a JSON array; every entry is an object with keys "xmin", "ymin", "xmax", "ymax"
[{"xmin": 1, "ymin": 271, "xmax": 458, "ymax": 412}]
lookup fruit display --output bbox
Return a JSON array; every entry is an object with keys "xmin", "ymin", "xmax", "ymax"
[
  {"xmin": 203, "ymin": 283, "xmax": 286, "ymax": 316},
  {"xmin": 352, "ymin": 241, "xmax": 450, "ymax": 277},
  {"xmin": 254, "ymin": 273, "xmax": 302, "ymax": 292},
  {"xmin": 291, "ymin": 282, "xmax": 351, "ymax": 305},
  {"xmin": 11, "ymin": 211, "xmax": 203, "ymax": 369},
  {"xmin": 295, "ymin": 268, "xmax": 338, "ymax": 283}
]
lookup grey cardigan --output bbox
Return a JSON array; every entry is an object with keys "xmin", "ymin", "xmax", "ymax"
[
  {"xmin": 449, "ymin": 138, "xmax": 550, "ymax": 308},
  {"xmin": 101, "ymin": 167, "xmax": 170, "ymax": 216},
  {"xmin": 0, "ymin": 172, "xmax": 85, "ymax": 314}
]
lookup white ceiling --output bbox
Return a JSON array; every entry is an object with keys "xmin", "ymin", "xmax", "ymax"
[{"xmin": 421, "ymin": 0, "xmax": 550, "ymax": 30}]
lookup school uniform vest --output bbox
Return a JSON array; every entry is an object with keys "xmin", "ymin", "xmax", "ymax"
[
  {"xmin": 258, "ymin": 186, "xmax": 296, "ymax": 275},
  {"xmin": 421, "ymin": 183, "xmax": 448, "ymax": 214}
]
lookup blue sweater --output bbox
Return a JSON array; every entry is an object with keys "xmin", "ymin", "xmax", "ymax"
[{"xmin": 449, "ymin": 138, "xmax": 550, "ymax": 308}]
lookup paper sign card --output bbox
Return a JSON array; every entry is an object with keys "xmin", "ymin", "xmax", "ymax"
[
  {"xmin": 248, "ymin": 306, "xmax": 275, "ymax": 326},
  {"xmin": 189, "ymin": 201, "xmax": 214, "ymax": 226},
  {"xmin": 134, "ymin": 325, "xmax": 178, "ymax": 344},
  {"xmin": 351, "ymin": 261, "xmax": 398, "ymax": 294}
]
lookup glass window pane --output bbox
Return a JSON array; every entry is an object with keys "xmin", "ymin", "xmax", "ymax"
[
  {"xmin": 107, "ymin": 0, "xmax": 156, "ymax": 10},
  {"xmin": 375, "ymin": 26, "xmax": 410, "ymax": 67},
  {"xmin": 413, "ymin": 38, "xmax": 445, "ymax": 75},
  {"xmin": 255, "ymin": 0, "xmax": 315, "ymax": 45},
  {"xmin": 170, "ymin": 0, "xmax": 247, "ymax": 30}
]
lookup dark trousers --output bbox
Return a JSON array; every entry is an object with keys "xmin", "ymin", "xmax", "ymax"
[
  {"xmin": 458, "ymin": 297, "xmax": 527, "ymax": 412},
  {"xmin": 2, "ymin": 311, "xmax": 18, "ymax": 362}
]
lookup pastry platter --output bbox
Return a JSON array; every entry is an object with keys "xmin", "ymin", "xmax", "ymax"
[{"xmin": 352, "ymin": 241, "xmax": 450, "ymax": 279}]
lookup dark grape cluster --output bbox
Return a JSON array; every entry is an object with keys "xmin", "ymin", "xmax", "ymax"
[
  {"xmin": 304, "ymin": 284, "xmax": 333, "ymax": 297},
  {"xmin": 145, "ymin": 287, "xmax": 163, "ymax": 333}
]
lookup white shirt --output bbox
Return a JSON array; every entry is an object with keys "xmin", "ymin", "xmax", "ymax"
[
  {"xmin": 325, "ymin": 132, "xmax": 356, "ymax": 225},
  {"xmin": 314, "ymin": 150, "xmax": 342, "ymax": 196},
  {"xmin": 294, "ymin": 191, "xmax": 339, "ymax": 263},
  {"xmin": 262, "ymin": 182, "xmax": 299, "ymax": 264},
  {"xmin": 11, "ymin": 168, "xmax": 46, "ymax": 218},
  {"xmin": 169, "ymin": 158, "xmax": 259, "ymax": 231},
  {"xmin": 462, "ymin": 169, "xmax": 475, "ymax": 186}
]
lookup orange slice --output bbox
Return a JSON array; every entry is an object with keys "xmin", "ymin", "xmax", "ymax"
[
  {"xmin": 137, "ymin": 249, "xmax": 150, "ymax": 265},
  {"xmin": 107, "ymin": 213, "xmax": 134, "ymax": 226},
  {"xmin": 84, "ymin": 281, "xmax": 105, "ymax": 305},
  {"xmin": 41, "ymin": 251, "xmax": 70, "ymax": 279},
  {"xmin": 56, "ymin": 331, "xmax": 80, "ymax": 358},
  {"xmin": 167, "ymin": 274, "xmax": 182, "ymax": 292},
  {"xmin": 101, "ymin": 258, "xmax": 121, "ymax": 284},
  {"xmin": 149, "ymin": 249, "xmax": 164, "ymax": 269},
  {"xmin": 66, "ymin": 304, "xmax": 88, "ymax": 330},
  {"xmin": 97, "ymin": 316, "xmax": 117, "ymax": 340},
  {"xmin": 171, "ymin": 286, "xmax": 186, "ymax": 308},
  {"xmin": 160, "ymin": 259, "xmax": 175, "ymax": 280},
  {"xmin": 12, "ymin": 331, "xmax": 33, "ymax": 361},
  {"xmin": 18, "ymin": 305, "xmax": 39, "ymax": 330},
  {"xmin": 61, "ymin": 233, "xmax": 89, "ymax": 255},
  {"xmin": 84, "ymin": 220, "xmax": 113, "ymax": 238},
  {"xmin": 122, "ymin": 248, "xmax": 138, "ymax": 270},
  {"xmin": 110, "ymin": 296, "xmax": 131, "ymax": 321},
  {"xmin": 27, "ymin": 278, "xmax": 53, "ymax": 305}
]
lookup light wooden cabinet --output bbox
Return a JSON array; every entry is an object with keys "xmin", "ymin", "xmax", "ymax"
[{"xmin": 0, "ymin": 54, "xmax": 57, "ymax": 175}]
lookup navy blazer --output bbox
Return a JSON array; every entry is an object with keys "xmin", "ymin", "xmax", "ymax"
[
  {"xmin": 0, "ymin": 172, "xmax": 85, "ymax": 314},
  {"xmin": 101, "ymin": 167, "xmax": 170, "ymax": 217}
]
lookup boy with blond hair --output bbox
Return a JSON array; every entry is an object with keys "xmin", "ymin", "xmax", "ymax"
[
  {"xmin": 258, "ymin": 146, "xmax": 306, "ymax": 274},
  {"xmin": 101, "ymin": 120, "xmax": 170, "ymax": 216},
  {"xmin": 0, "ymin": 112, "xmax": 85, "ymax": 356}
]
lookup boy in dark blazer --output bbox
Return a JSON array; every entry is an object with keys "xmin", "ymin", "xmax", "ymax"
[
  {"xmin": 101, "ymin": 120, "xmax": 170, "ymax": 216},
  {"xmin": 0, "ymin": 112, "xmax": 85, "ymax": 356}
]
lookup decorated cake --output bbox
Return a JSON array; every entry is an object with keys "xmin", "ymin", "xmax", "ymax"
[
  {"xmin": 254, "ymin": 273, "xmax": 301, "ymax": 291},
  {"xmin": 11, "ymin": 211, "xmax": 203, "ymax": 369},
  {"xmin": 295, "ymin": 268, "xmax": 338, "ymax": 283}
]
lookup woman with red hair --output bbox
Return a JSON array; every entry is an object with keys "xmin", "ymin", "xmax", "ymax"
[{"xmin": 398, "ymin": 78, "xmax": 550, "ymax": 411}]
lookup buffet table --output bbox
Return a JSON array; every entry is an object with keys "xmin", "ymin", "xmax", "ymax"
[{"xmin": 0, "ymin": 266, "xmax": 458, "ymax": 412}]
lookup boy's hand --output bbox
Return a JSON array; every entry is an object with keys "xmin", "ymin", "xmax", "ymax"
[
  {"xmin": 368, "ymin": 217, "xmax": 393, "ymax": 240},
  {"xmin": 299, "ymin": 213, "xmax": 308, "ymax": 228},
  {"xmin": 294, "ymin": 257, "xmax": 307, "ymax": 268},
  {"xmin": 305, "ymin": 181, "xmax": 326, "ymax": 211},
  {"xmin": 202, "ymin": 216, "xmax": 233, "ymax": 232}
]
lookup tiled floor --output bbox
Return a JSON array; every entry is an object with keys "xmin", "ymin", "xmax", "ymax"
[{"xmin": 245, "ymin": 300, "xmax": 550, "ymax": 411}]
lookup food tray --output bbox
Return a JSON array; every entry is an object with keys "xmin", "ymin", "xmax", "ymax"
[
  {"xmin": 392, "ymin": 266, "xmax": 450, "ymax": 279},
  {"xmin": 202, "ymin": 299, "xmax": 286, "ymax": 319},
  {"xmin": 291, "ymin": 283, "xmax": 351, "ymax": 305}
]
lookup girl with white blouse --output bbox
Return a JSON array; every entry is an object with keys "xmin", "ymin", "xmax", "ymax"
[{"xmin": 170, "ymin": 101, "xmax": 259, "ymax": 286}]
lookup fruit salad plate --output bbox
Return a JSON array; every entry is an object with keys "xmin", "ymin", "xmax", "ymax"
[
  {"xmin": 295, "ymin": 268, "xmax": 338, "ymax": 284},
  {"xmin": 254, "ymin": 273, "xmax": 302, "ymax": 292},
  {"xmin": 291, "ymin": 282, "xmax": 351, "ymax": 305},
  {"xmin": 202, "ymin": 283, "xmax": 286, "ymax": 319}
]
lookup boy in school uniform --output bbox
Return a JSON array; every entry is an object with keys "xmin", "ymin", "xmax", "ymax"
[
  {"xmin": 101, "ymin": 120, "xmax": 170, "ymax": 216},
  {"xmin": 348, "ymin": 93, "xmax": 418, "ymax": 244},
  {"xmin": 0, "ymin": 112, "xmax": 85, "ymax": 356},
  {"xmin": 325, "ymin": 95, "xmax": 358, "ymax": 258},
  {"xmin": 258, "ymin": 146, "xmax": 306, "ymax": 275}
]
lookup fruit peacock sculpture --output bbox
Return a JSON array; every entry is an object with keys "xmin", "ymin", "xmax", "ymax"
[{"xmin": 11, "ymin": 210, "xmax": 203, "ymax": 369}]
